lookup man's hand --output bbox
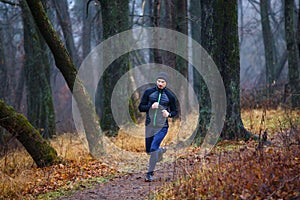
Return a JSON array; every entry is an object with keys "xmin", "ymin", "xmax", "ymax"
[
  {"xmin": 162, "ymin": 110, "xmax": 170, "ymax": 118},
  {"xmin": 151, "ymin": 102, "xmax": 159, "ymax": 109}
]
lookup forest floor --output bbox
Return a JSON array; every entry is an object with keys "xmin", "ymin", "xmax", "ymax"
[
  {"xmin": 1, "ymin": 109, "xmax": 300, "ymax": 199},
  {"xmin": 57, "ymin": 131, "xmax": 300, "ymax": 200}
]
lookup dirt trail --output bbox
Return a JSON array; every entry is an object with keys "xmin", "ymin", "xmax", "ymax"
[
  {"xmin": 57, "ymin": 148, "xmax": 191, "ymax": 200},
  {"xmin": 57, "ymin": 163, "xmax": 175, "ymax": 199}
]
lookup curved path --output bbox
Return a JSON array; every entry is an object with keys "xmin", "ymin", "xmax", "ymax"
[{"xmin": 57, "ymin": 147, "xmax": 193, "ymax": 200}]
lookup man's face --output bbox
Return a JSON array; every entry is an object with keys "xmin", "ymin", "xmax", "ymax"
[{"xmin": 156, "ymin": 78, "xmax": 167, "ymax": 89}]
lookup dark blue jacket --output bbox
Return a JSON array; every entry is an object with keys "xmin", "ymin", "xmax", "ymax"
[{"xmin": 138, "ymin": 86, "xmax": 177, "ymax": 127}]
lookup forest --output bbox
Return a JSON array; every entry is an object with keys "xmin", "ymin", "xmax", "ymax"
[{"xmin": 0, "ymin": 0, "xmax": 299, "ymax": 199}]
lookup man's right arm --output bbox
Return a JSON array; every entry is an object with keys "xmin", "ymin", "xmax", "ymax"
[{"xmin": 138, "ymin": 90, "xmax": 152, "ymax": 112}]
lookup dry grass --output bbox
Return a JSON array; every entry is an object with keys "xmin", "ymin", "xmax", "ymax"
[
  {"xmin": 242, "ymin": 108, "xmax": 300, "ymax": 134},
  {"xmin": 156, "ymin": 141, "xmax": 300, "ymax": 199},
  {"xmin": 0, "ymin": 150, "xmax": 36, "ymax": 199},
  {"xmin": 0, "ymin": 133, "xmax": 91, "ymax": 199},
  {"xmin": 49, "ymin": 133, "xmax": 89, "ymax": 160}
]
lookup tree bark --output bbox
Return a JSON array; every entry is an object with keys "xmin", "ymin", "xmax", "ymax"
[
  {"xmin": 53, "ymin": 0, "xmax": 80, "ymax": 68},
  {"xmin": 162, "ymin": 0, "xmax": 176, "ymax": 67},
  {"xmin": 21, "ymin": 0, "xmax": 56, "ymax": 139},
  {"xmin": 0, "ymin": 100, "xmax": 58, "ymax": 167},
  {"xmin": 192, "ymin": 0, "xmax": 213, "ymax": 144},
  {"xmin": 0, "ymin": 27, "xmax": 8, "ymax": 101},
  {"xmin": 285, "ymin": 0, "xmax": 300, "ymax": 108},
  {"xmin": 190, "ymin": 0, "xmax": 202, "ymax": 145},
  {"xmin": 175, "ymin": 0, "xmax": 189, "ymax": 114},
  {"xmin": 25, "ymin": 0, "xmax": 104, "ymax": 156},
  {"xmin": 260, "ymin": 0, "xmax": 276, "ymax": 90},
  {"xmin": 194, "ymin": 0, "xmax": 250, "ymax": 143},
  {"xmin": 297, "ymin": 1, "xmax": 300, "ymax": 58},
  {"xmin": 0, "ymin": 27, "xmax": 9, "ymax": 146},
  {"xmin": 214, "ymin": 0, "xmax": 249, "ymax": 139},
  {"xmin": 96, "ymin": 0, "xmax": 129, "ymax": 137},
  {"xmin": 153, "ymin": 0, "xmax": 163, "ymax": 63}
]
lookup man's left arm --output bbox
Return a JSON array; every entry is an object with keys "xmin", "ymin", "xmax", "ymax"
[{"xmin": 166, "ymin": 90, "xmax": 177, "ymax": 118}]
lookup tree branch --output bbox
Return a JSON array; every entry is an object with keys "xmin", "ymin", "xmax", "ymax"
[{"xmin": 0, "ymin": 0, "xmax": 19, "ymax": 6}]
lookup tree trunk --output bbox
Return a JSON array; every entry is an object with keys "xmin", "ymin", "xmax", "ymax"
[
  {"xmin": 192, "ymin": 0, "xmax": 213, "ymax": 144},
  {"xmin": 14, "ymin": 66, "xmax": 25, "ymax": 112},
  {"xmin": 0, "ymin": 100, "xmax": 58, "ymax": 167},
  {"xmin": 21, "ymin": 0, "xmax": 56, "ymax": 139},
  {"xmin": 162, "ymin": 0, "xmax": 176, "ymax": 67},
  {"xmin": 0, "ymin": 27, "xmax": 9, "ymax": 146},
  {"xmin": 239, "ymin": 0, "xmax": 244, "ymax": 45},
  {"xmin": 0, "ymin": 27, "xmax": 8, "ymax": 101},
  {"xmin": 175, "ymin": 0, "xmax": 189, "ymax": 114},
  {"xmin": 97, "ymin": 0, "xmax": 129, "ymax": 137},
  {"xmin": 190, "ymin": 0, "xmax": 202, "ymax": 145},
  {"xmin": 194, "ymin": 0, "xmax": 250, "ymax": 143},
  {"xmin": 285, "ymin": 0, "xmax": 300, "ymax": 108},
  {"xmin": 153, "ymin": 0, "xmax": 163, "ymax": 63},
  {"xmin": 214, "ymin": 0, "xmax": 249, "ymax": 139},
  {"xmin": 297, "ymin": 1, "xmax": 300, "ymax": 58},
  {"xmin": 25, "ymin": 0, "xmax": 104, "ymax": 156},
  {"xmin": 260, "ymin": 0, "xmax": 276, "ymax": 91},
  {"xmin": 53, "ymin": 0, "xmax": 80, "ymax": 68}
]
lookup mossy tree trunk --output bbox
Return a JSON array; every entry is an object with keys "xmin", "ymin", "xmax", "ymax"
[
  {"xmin": 192, "ymin": 0, "xmax": 213, "ymax": 144},
  {"xmin": 212, "ymin": 0, "xmax": 249, "ymax": 139},
  {"xmin": 25, "ymin": 0, "xmax": 104, "ymax": 156},
  {"xmin": 21, "ymin": 0, "xmax": 56, "ymax": 139},
  {"xmin": 194, "ymin": 0, "xmax": 250, "ymax": 144},
  {"xmin": 96, "ymin": 0, "xmax": 129, "ymax": 137},
  {"xmin": 0, "ymin": 100, "xmax": 58, "ymax": 167},
  {"xmin": 190, "ymin": 0, "xmax": 200, "ymax": 144}
]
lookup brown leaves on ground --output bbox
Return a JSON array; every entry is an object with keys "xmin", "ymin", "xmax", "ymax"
[
  {"xmin": 21, "ymin": 156, "xmax": 118, "ymax": 198},
  {"xmin": 158, "ymin": 138, "xmax": 300, "ymax": 199},
  {"xmin": 0, "ymin": 153, "xmax": 118, "ymax": 199}
]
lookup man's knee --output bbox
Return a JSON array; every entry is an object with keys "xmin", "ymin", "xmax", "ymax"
[{"xmin": 149, "ymin": 147, "xmax": 158, "ymax": 153}]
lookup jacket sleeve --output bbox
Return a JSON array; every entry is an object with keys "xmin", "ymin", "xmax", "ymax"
[
  {"xmin": 138, "ymin": 89, "xmax": 152, "ymax": 112},
  {"xmin": 165, "ymin": 89, "xmax": 178, "ymax": 118}
]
